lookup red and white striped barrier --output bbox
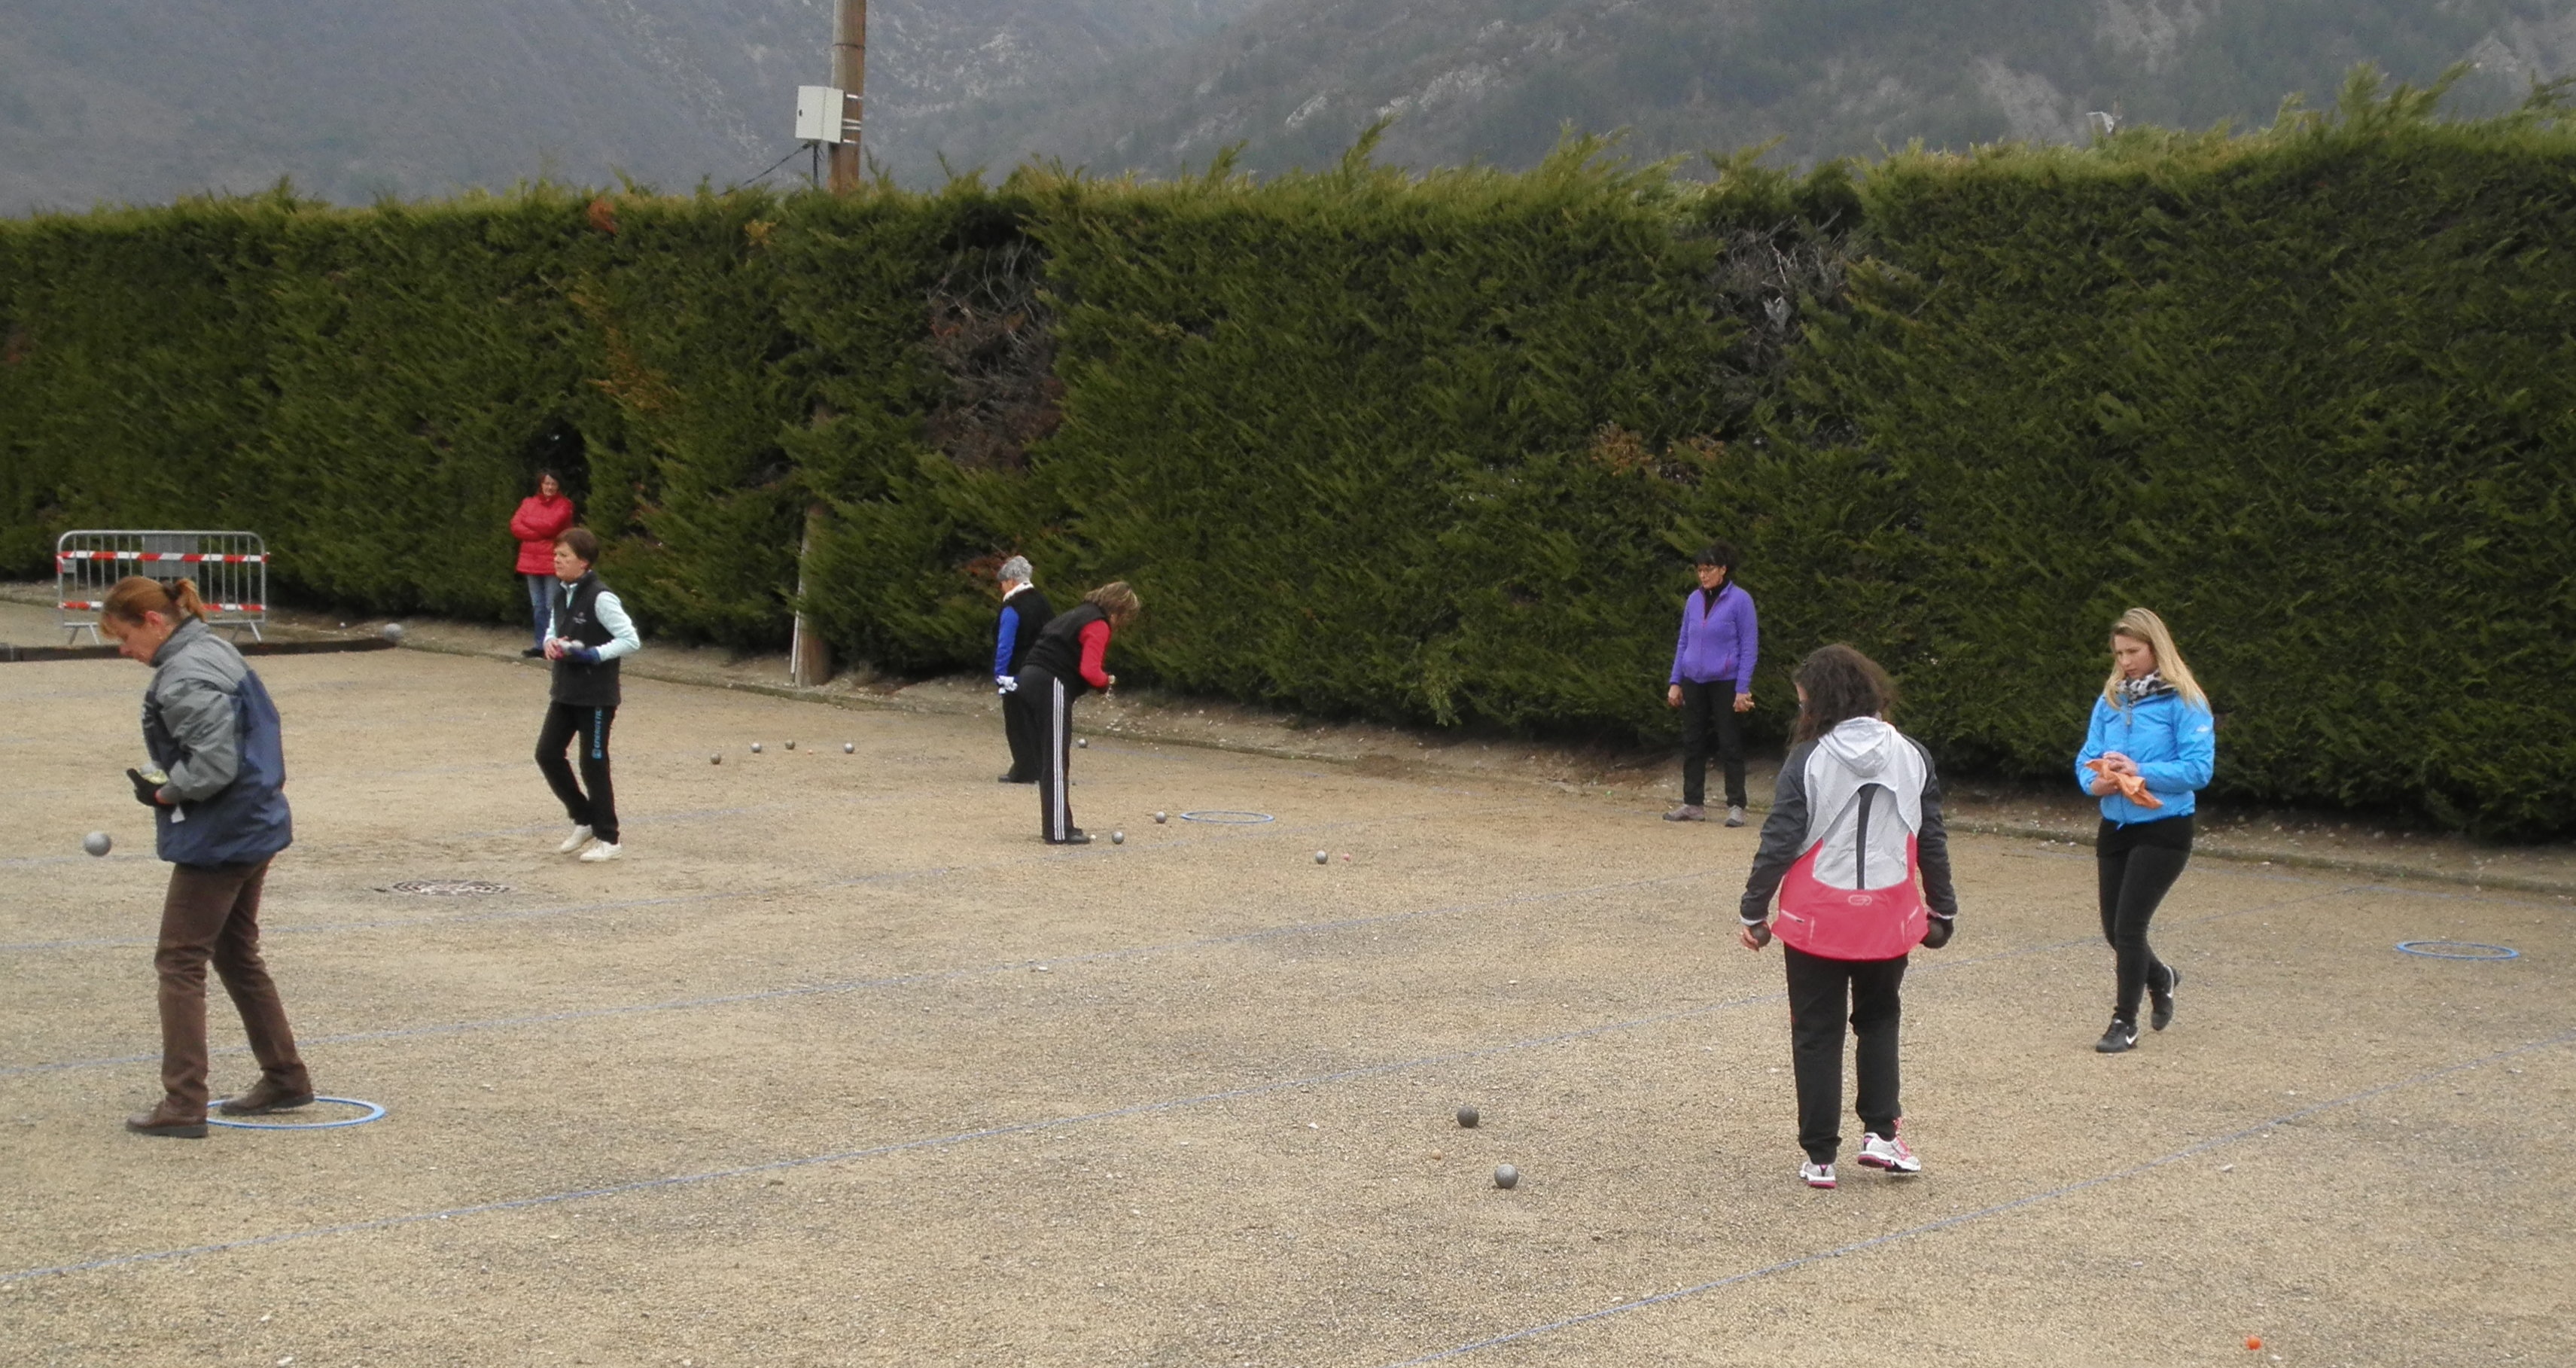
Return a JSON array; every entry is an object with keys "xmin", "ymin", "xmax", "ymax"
[{"xmin": 54, "ymin": 531, "xmax": 269, "ymax": 644}]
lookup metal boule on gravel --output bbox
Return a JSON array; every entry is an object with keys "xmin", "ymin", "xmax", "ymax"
[
  {"xmin": 82, "ymin": 831, "xmax": 112, "ymax": 858},
  {"xmin": 751, "ymin": 742, "xmax": 763, "ymax": 754},
  {"xmin": 382, "ymin": 623, "xmax": 406, "ymax": 643},
  {"xmin": 711, "ymin": 754, "xmax": 722, "ymax": 765},
  {"xmin": 784, "ymin": 740, "xmax": 796, "ymax": 751},
  {"xmin": 1076, "ymin": 738, "xmax": 1088, "ymax": 748},
  {"xmin": 1456, "ymin": 1105, "xmax": 1479, "ymax": 1129},
  {"xmin": 843, "ymin": 742, "xmax": 854, "ymax": 754},
  {"xmin": 1153, "ymin": 812, "xmax": 1168, "ymax": 824},
  {"xmin": 1111, "ymin": 831, "xmax": 1125, "ymax": 845},
  {"xmin": 1314, "ymin": 851, "xmax": 1329, "ymax": 864},
  {"xmin": 1494, "ymin": 1165, "xmax": 1518, "ymax": 1190}
]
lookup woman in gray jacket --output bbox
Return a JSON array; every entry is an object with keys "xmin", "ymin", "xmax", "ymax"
[{"xmin": 101, "ymin": 575, "xmax": 313, "ymax": 1138}]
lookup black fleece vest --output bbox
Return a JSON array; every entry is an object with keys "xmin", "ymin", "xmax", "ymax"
[
  {"xmin": 549, "ymin": 573, "xmax": 622, "ymax": 707},
  {"xmin": 1002, "ymin": 586, "xmax": 1053, "ymax": 675},
  {"xmin": 1019, "ymin": 602, "xmax": 1107, "ymax": 702}
]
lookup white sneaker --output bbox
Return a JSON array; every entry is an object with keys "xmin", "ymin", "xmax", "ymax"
[
  {"xmin": 1800, "ymin": 1160, "xmax": 1836, "ymax": 1189},
  {"xmin": 556, "ymin": 824, "xmax": 593, "ymax": 854},
  {"xmin": 1856, "ymin": 1131, "xmax": 1921, "ymax": 1175},
  {"xmin": 577, "ymin": 841, "xmax": 622, "ymax": 863}
]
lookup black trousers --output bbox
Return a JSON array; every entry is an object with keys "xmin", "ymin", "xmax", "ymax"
[
  {"xmin": 1001, "ymin": 684, "xmax": 1042, "ymax": 782},
  {"xmin": 1678, "ymin": 678, "xmax": 1746, "ymax": 808},
  {"xmin": 536, "ymin": 702, "xmax": 619, "ymax": 843},
  {"xmin": 2098, "ymin": 815, "xmax": 2192, "ymax": 1022},
  {"xmin": 1023, "ymin": 666, "xmax": 1080, "ymax": 842},
  {"xmin": 1783, "ymin": 943, "xmax": 1908, "ymax": 1165}
]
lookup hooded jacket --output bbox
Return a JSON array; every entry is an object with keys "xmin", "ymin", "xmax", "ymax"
[
  {"xmin": 142, "ymin": 618, "xmax": 294, "ymax": 867},
  {"xmin": 1740, "ymin": 717, "xmax": 1956, "ymax": 961},
  {"xmin": 2074, "ymin": 685, "xmax": 2215, "ymax": 825}
]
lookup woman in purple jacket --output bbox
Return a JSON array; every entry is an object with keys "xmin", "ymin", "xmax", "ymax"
[{"xmin": 1665, "ymin": 542, "xmax": 1759, "ymax": 825}]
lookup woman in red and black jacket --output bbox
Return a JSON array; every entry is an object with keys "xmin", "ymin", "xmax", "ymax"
[
  {"xmin": 508, "ymin": 471, "xmax": 576, "ymax": 657},
  {"xmin": 1014, "ymin": 581, "xmax": 1140, "ymax": 845}
]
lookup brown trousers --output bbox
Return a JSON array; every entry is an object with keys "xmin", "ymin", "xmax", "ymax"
[{"xmin": 155, "ymin": 859, "xmax": 306, "ymax": 1116}]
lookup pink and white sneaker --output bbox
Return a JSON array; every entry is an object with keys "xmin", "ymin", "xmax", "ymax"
[
  {"xmin": 1855, "ymin": 1131, "xmax": 1921, "ymax": 1175},
  {"xmin": 1800, "ymin": 1160, "xmax": 1837, "ymax": 1189}
]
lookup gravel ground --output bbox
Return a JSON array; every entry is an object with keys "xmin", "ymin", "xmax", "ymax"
[{"xmin": 2, "ymin": 596, "xmax": 2571, "ymax": 1366}]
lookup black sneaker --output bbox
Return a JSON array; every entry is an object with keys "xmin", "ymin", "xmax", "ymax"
[
  {"xmin": 2150, "ymin": 966, "xmax": 2182, "ymax": 1031},
  {"xmin": 521, "ymin": 647, "xmax": 546, "ymax": 658},
  {"xmin": 2095, "ymin": 1019, "xmax": 2139, "ymax": 1054}
]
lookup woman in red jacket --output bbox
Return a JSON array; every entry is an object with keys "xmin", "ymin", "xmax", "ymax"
[{"xmin": 508, "ymin": 472, "xmax": 576, "ymax": 657}]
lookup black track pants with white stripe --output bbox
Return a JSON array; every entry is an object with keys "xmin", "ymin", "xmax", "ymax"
[
  {"xmin": 535, "ymin": 702, "xmax": 619, "ymax": 844},
  {"xmin": 1024, "ymin": 666, "xmax": 1079, "ymax": 842}
]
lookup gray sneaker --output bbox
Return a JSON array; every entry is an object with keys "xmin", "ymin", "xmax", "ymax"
[
  {"xmin": 1662, "ymin": 803, "xmax": 1707, "ymax": 822},
  {"xmin": 1725, "ymin": 806, "xmax": 1748, "ymax": 827}
]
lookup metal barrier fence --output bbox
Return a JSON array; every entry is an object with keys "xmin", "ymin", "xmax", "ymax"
[{"xmin": 56, "ymin": 531, "xmax": 268, "ymax": 644}]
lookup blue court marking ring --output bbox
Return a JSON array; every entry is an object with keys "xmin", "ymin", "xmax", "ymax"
[
  {"xmin": 204, "ymin": 1096, "xmax": 388, "ymax": 1131},
  {"xmin": 1177, "ymin": 810, "xmax": 1277, "ymax": 824},
  {"xmin": 2395, "ymin": 940, "xmax": 2520, "ymax": 961}
]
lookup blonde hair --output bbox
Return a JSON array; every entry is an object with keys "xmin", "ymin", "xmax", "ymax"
[
  {"xmin": 2103, "ymin": 607, "xmax": 2207, "ymax": 710},
  {"xmin": 102, "ymin": 575, "xmax": 207, "ymax": 626},
  {"xmin": 1085, "ymin": 580, "xmax": 1142, "ymax": 620}
]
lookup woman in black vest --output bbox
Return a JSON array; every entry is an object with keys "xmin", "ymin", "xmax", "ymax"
[
  {"xmin": 1015, "ymin": 581, "xmax": 1141, "ymax": 844},
  {"xmin": 993, "ymin": 556, "xmax": 1054, "ymax": 783},
  {"xmin": 537, "ymin": 528, "xmax": 642, "ymax": 862}
]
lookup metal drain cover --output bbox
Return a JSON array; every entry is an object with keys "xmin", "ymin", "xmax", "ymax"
[{"xmin": 382, "ymin": 879, "xmax": 513, "ymax": 896}]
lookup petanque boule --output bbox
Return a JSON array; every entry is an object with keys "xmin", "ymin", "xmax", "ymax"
[
  {"xmin": 1153, "ymin": 812, "xmax": 1168, "ymax": 824},
  {"xmin": 1076, "ymin": 738, "xmax": 1088, "ymax": 749},
  {"xmin": 1314, "ymin": 850, "xmax": 1329, "ymax": 864},
  {"xmin": 1494, "ymin": 1165, "xmax": 1518, "ymax": 1190},
  {"xmin": 381, "ymin": 622, "xmax": 406, "ymax": 643},
  {"xmin": 751, "ymin": 742, "xmax": 763, "ymax": 754},
  {"xmin": 784, "ymin": 740, "xmax": 796, "ymax": 751},
  {"xmin": 82, "ymin": 831, "xmax": 112, "ymax": 858},
  {"xmin": 711, "ymin": 754, "xmax": 722, "ymax": 765},
  {"xmin": 1457, "ymin": 1105, "xmax": 1479, "ymax": 1129},
  {"xmin": 1111, "ymin": 830, "xmax": 1125, "ymax": 845},
  {"xmin": 843, "ymin": 742, "xmax": 854, "ymax": 754}
]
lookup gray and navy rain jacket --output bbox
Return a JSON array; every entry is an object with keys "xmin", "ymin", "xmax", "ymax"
[{"xmin": 142, "ymin": 617, "xmax": 293, "ymax": 867}]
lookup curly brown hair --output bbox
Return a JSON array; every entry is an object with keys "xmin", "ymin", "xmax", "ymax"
[{"xmin": 1791, "ymin": 644, "xmax": 1896, "ymax": 744}]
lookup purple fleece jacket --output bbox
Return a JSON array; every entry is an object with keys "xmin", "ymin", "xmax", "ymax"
[{"xmin": 1669, "ymin": 581, "xmax": 1758, "ymax": 689}]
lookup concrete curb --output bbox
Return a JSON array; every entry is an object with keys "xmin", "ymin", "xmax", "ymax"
[{"xmin": 388, "ymin": 633, "xmax": 2576, "ymax": 903}]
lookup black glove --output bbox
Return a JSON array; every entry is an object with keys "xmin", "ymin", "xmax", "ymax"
[
  {"xmin": 1920, "ymin": 916, "xmax": 1954, "ymax": 950},
  {"xmin": 126, "ymin": 768, "xmax": 166, "ymax": 807}
]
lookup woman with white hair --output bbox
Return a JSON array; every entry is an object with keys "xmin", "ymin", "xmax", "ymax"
[
  {"xmin": 993, "ymin": 556, "xmax": 1052, "ymax": 783},
  {"xmin": 2075, "ymin": 608, "xmax": 2216, "ymax": 1054}
]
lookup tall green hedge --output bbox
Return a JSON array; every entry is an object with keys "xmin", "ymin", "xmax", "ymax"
[{"xmin": 3, "ymin": 77, "xmax": 2569, "ymax": 835}]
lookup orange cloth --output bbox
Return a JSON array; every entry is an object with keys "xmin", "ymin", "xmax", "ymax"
[{"xmin": 2085, "ymin": 759, "xmax": 2163, "ymax": 809}]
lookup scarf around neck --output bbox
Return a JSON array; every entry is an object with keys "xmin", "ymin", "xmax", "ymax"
[{"xmin": 2115, "ymin": 670, "xmax": 2173, "ymax": 705}]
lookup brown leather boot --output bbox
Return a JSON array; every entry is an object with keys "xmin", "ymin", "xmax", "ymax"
[
  {"xmin": 218, "ymin": 1072, "xmax": 315, "ymax": 1116},
  {"xmin": 125, "ymin": 1102, "xmax": 208, "ymax": 1139}
]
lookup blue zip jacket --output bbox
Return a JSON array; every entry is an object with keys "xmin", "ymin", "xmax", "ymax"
[{"xmin": 2075, "ymin": 688, "xmax": 2214, "ymax": 825}]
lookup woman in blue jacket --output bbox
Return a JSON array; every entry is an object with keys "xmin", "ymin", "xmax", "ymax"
[
  {"xmin": 2075, "ymin": 608, "xmax": 2215, "ymax": 1054},
  {"xmin": 100, "ymin": 574, "xmax": 313, "ymax": 1138}
]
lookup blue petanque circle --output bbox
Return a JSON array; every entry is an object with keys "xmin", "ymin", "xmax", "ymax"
[
  {"xmin": 2395, "ymin": 940, "xmax": 2520, "ymax": 961},
  {"xmin": 1177, "ymin": 810, "xmax": 1276, "ymax": 824},
  {"xmin": 204, "ymin": 1095, "xmax": 388, "ymax": 1131}
]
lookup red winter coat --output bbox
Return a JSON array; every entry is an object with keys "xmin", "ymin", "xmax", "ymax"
[{"xmin": 508, "ymin": 495, "xmax": 575, "ymax": 574}]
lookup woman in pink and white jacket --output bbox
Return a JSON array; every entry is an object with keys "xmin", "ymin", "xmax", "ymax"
[{"xmin": 1738, "ymin": 644, "xmax": 1959, "ymax": 1190}]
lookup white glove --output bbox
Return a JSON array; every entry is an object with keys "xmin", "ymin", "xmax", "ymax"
[{"xmin": 995, "ymin": 675, "xmax": 1017, "ymax": 693}]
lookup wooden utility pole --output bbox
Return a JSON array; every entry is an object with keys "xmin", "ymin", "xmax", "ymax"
[
  {"xmin": 828, "ymin": 0, "xmax": 866, "ymax": 192},
  {"xmin": 791, "ymin": 0, "xmax": 865, "ymax": 687}
]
